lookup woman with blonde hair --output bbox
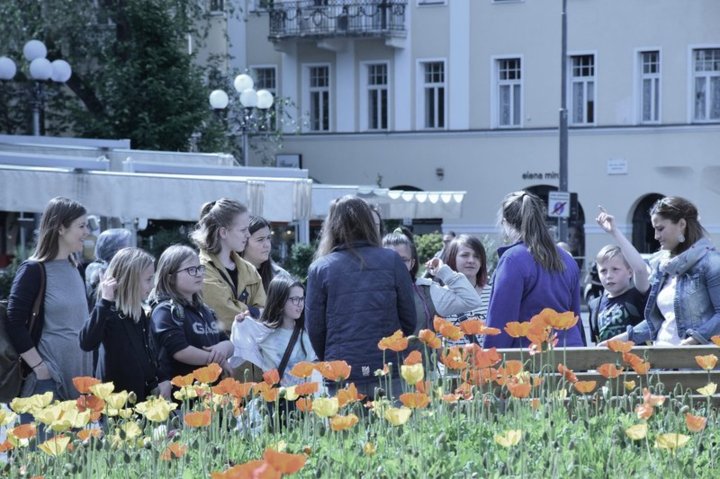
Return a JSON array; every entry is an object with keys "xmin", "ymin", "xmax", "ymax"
[{"xmin": 4, "ymin": 197, "xmax": 93, "ymax": 401}]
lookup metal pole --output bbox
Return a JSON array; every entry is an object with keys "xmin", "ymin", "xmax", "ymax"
[
  {"xmin": 558, "ymin": 0, "xmax": 569, "ymax": 242},
  {"xmin": 242, "ymin": 108, "xmax": 250, "ymax": 167},
  {"xmin": 31, "ymin": 81, "xmax": 43, "ymax": 136}
]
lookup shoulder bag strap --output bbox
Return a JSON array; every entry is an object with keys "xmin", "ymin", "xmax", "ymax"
[
  {"xmin": 29, "ymin": 262, "xmax": 46, "ymax": 332},
  {"xmin": 277, "ymin": 325, "xmax": 302, "ymax": 380}
]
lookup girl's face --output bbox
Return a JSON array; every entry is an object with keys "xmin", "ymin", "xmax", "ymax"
[
  {"xmin": 455, "ymin": 244, "xmax": 481, "ymax": 281},
  {"xmin": 221, "ymin": 212, "xmax": 251, "ymax": 253},
  {"xmin": 174, "ymin": 256, "xmax": 205, "ymax": 301},
  {"xmin": 139, "ymin": 264, "xmax": 155, "ymax": 300},
  {"xmin": 283, "ymin": 285, "xmax": 305, "ymax": 321},
  {"xmin": 652, "ymin": 214, "xmax": 686, "ymax": 252},
  {"xmin": 244, "ymin": 226, "xmax": 272, "ymax": 267},
  {"xmin": 387, "ymin": 244, "xmax": 414, "ymax": 272},
  {"xmin": 58, "ymin": 215, "xmax": 89, "ymax": 255}
]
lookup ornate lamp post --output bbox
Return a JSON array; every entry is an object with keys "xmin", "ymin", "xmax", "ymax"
[{"xmin": 209, "ymin": 73, "xmax": 274, "ymax": 166}]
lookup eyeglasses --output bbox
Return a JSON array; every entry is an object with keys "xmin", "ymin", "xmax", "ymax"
[
  {"xmin": 287, "ymin": 296, "xmax": 305, "ymax": 306},
  {"xmin": 175, "ymin": 265, "xmax": 206, "ymax": 277}
]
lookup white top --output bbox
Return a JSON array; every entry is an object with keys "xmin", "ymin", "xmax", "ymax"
[{"xmin": 655, "ymin": 276, "xmax": 682, "ymax": 346}]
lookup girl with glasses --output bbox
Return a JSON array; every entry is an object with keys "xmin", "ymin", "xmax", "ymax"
[
  {"xmin": 230, "ymin": 275, "xmax": 317, "ymax": 387},
  {"xmin": 80, "ymin": 247, "xmax": 169, "ymax": 400},
  {"xmin": 150, "ymin": 245, "xmax": 234, "ymax": 381}
]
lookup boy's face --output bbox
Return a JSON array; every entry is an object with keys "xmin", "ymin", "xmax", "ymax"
[{"xmin": 597, "ymin": 255, "xmax": 633, "ymax": 297}]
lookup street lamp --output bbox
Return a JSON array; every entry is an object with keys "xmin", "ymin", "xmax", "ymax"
[
  {"xmin": 209, "ymin": 73, "xmax": 274, "ymax": 167},
  {"xmin": 0, "ymin": 39, "xmax": 73, "ymax": 136}
]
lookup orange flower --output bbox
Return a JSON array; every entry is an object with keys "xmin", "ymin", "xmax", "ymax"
[
  {"xmin": 10, "ymin": 423, "xmax": 36, "ymax": 440},
  {"xmin": 464, "ymin": 367, "xmax": 498, "ymax": 386},
  {"xmin": 631, "ymin": 360, "xmax": 651, "ymax": 375},
  {"xmin": 501, "ymin": 360, "xmax": 523, "ymax": 376},
  {"xmin": 193, "ymin": 363, "xmax": 223, "ymax": 384},
  {"xmin": 378, "ymin": 330, "xmax": 409, "ymax": 352},
  {"xmin": 622, "ymin": 352, "xmax": 642, "ymax": 366},
  {"xmin": 532, "ymin": 375, "xmax": 545, "ymax": 388},
  {"xmin": 597, "ymin": 363, "xmax": 623, "ymax": 379},
  {"xmin": 642, "ymin": 388, "xmax": 666, "ymax": 407},
  {"xmin": 184, "ymin": 409, "xmax": 212, "ymax": 428},
  {"xmin": 543, "ymin": 310, "xmax": 579, "ymax": 331},
  {"xmin": 574, "ymin": 380, "xmax": 597, "ymax": 394},
  {"xmin": 607, "ymin": 339, "xmax": 635, "ymax": 353},
  {"xmin": 557, "ymin": 363, "xmax": 578, "ymax": 383},
  {"xmin": 76, "ymin": 429, "xmax": 103, "ymax": 442},
  {"xmin": 330, "ymin": 414, "xmax": 359, "ymax": 431},
  {"xmin": 635, "ymin": 403, "xmax": 654, "ymax": 420},
  {"xmin": 294, "ymin": 382, "xmax": 319, "ymax": 396},
  {"xmin": 442, "ymin": 393, "xmax": 461, "ymax": 404},
  {"xmin": 482, "ymin": 326, "xmax": 502, "ymax": 336},
  {"xmin": 415, "ymin": 380, "xmax": 433, "ymax": 394},
  {"xmin": 296, "ymin": 398, "xmax": 313, "ymax": 412},
  {"xmin": 253, "ymin": 382, "xmax": 279, "ymax": 402},
  {"xmin": 685, "ymin": 413, "xmax": 707, "ymax": 433},
  {"xmin": 433, "ymin": 315, "xmax": 450, "ymax": 332},
  {"xmin": 504, "ymin": 321, "xmax": 531, "ymax": 338},
  {"xmin": 470, "ymin": 346, "xmax": 502, "ymax": 369},
  {"xmin": 695, "ymin": 354, "xmax": 718, "ymax": 371},
  {"xmin": 418, "ymin": 329, "xmax": 442, "ymax": 349},
  {"xmin": 0, "ymin": 440, "xmax": 14, "ymax": 453},
  {"xmin": 506, "ymin": 380, "xmax": 531, "ymax": 399},
  {"xmin": 316, "ymin": 361, "xmax": 352, "ymax": 382},
  {"xmin": 399, "ymin": 392, "xmax": 431, "ymax": 409},
  {"xmin": 711, "ymin": 335, "xmax": 720, "ymax": 346},
  {"xmin": 459, "ymin": 319, "xmax": 486, "ymax": 336},
  {"xmin": 212, "ymin": 378, "xmax": 254, "ymax": 398},
  {"xmin": 171, "ymin": 373, "xmax": 195, "ymax": 388},
  {"xmin": 455, "ymin": 382, "xmax": 473, "ymax": 400},
  {"xmin": 160, "ymin": 442, "xmax": 188, "ymax": 461},
  {"xmin": 530, "ymin": 398, "xmax": 541, "ymax": 411},
  {"xmin": 263, "ymin": 448, "xmax": 307, "ymax": 475},
  {"xmin": 263, "ymin": 369, "xmax": 281, "ymax": 386},
  {"xmin": 289, "ymin": 361, "xmax": 316, "ymax": 379},
  {"xmin": 337, "ymin": 383, "xmax": 365, "ymax": 407},
  {"xmin": 526, "ymin": 315, "xmax": 553, "ymax": 346},
  {"xmin": 440, "ymin": 347, "xmax": 467, "ymax": 370},
  {"xmin": 403, "ymin": 350, "xmax": 422, "ymax": 366},
  {"xmin": 622, "ymin": 352, "xmax": 651, "ymax": 375},
  {"xmin": 72, "ymin": 377, "xmax": 101, "ymax": 395},
  {"xmin": 211, "ymin": 461, "xmax": 277, "ymax": 479}
]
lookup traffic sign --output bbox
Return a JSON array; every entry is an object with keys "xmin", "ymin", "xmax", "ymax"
[{"xmin": 548, "ymin": 191, "xmax": 570, "ymax": 218}]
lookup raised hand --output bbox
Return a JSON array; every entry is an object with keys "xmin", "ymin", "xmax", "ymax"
[
  {"xmin": 100, "ymin": 276, "xmax": 118, "ymax": 302},
  {"xmin": 595, "ymin": 206, "xmax": 616, "ymax": 235}
]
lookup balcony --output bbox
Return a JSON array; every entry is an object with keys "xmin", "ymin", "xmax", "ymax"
[{"xmin": 268, "ymin": 1, "xmax": 407, "ymax": 42}]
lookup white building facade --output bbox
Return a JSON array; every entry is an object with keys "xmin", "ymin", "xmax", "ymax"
[{"xmin": 206, "ymin": 0, "xmax": 720, "ymax": 260}]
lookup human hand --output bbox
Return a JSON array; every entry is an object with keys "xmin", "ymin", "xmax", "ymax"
[
  {"xmin": 595, "ymin": 206, "xmax": 616, "ymax": 235},
  {"xmin": 100, "ymin": 277, "xmax": 117, "ymax": 302},
  {"xmin": 234, "ymin": 311, "xmax": 251, "ymax": 322},
  {"xmin": 425, "ymin": 258, "xmax": 442, "ymax": 276},
  {"xmin": 33, "ymin": 362, "xmax": 52, "ymax": 381},
  {"xmin": 680, "ymin": 337, "xmax": 699, "ymax": 346}
]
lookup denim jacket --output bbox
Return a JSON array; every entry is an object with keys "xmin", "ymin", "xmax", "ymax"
[{"xmin": 627, "ymin": 238, "xmax": 720, "ymax": 344}]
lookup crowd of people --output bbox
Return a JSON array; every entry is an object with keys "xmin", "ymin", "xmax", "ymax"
[{"xmin": 2, "ymin": 191, "xmax": 719, "ymax": 408}]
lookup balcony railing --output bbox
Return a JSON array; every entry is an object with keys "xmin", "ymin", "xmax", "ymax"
[{"xmin": 268, "ymin": 1, "xmax": 407, "ymax": 41}]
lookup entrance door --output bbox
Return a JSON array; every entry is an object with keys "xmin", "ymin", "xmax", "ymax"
[{"xmin": 632, "ymin": 194, "xmax": 663, "ymax": 254}]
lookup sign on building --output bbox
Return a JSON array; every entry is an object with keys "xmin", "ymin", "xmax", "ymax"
[{"xmin": 548, "ymin": 191, "xmax": 571, "ymax": 218}]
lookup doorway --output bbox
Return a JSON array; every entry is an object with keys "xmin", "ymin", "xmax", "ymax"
[{"xmin": 632, "ymin": 193, "xmax": 663, "ymax": 254}]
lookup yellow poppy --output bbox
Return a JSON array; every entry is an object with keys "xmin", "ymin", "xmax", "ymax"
[
  {"xmin": 330, "ymin": 413, "xmax": 359, "ymax": 431},
  {"xmin": 135, "ymin": 397, "xmax": 177, "ymax": 422},
  {"xmin": 655, "ymin": 433, "xmax": 690, "ymax": 450},
  {"xmin": 697, "ymin": 382, "xmax": 717, "ymax": 397},
  {"xmin": 400, "ymin": 363, "xmax": 424, "ymax": 385},
  {"xmin": 10, "ymin": 392, "xmax": 53, "ymax": 414},
  {"xmin": 384, "ymin": 406, "xmax": 412, "ymax": 426},
  {"xmin": 494, "ymin": 430, "xmax": 522, "ymax": 448},
  {"xmin": 363, "ymin": 442, "xmax": 376, "ymax": 456},
  {"xmin": 312, "ymin": 397, "xmax": 339, "ymax": 418},
  {"xmin": 38, "ymin": 435, "xmax": 70, "ymax": 456},
  {"xmin": 625, "ymin": 423, "xmax": 647, "ymax": 441},
  {"xmin": 89, "ymin": 382, "xmax": 115, "ymax": 400}
]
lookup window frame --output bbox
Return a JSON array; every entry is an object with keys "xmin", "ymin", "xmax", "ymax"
[
  {"xmin": 689, "ymin": 45, "xmax": 720, "ymax": 123},
  {"xmin": 491, "ymin": 55, "xmax": 524, "ymax": 129},
  {"xmin": 634, "ymin": 48, "xmax": 662, "ymax": 125},
  {"xmin": 360, "ymin": 61, "xmax": 391, "ymax": 132},
  {"xmin": 416, "ymin": 58, "xmax": 448, "ymax": 130},
  {"xmin": 250, "ymin": 64, "xmax": 279, "ymax": 131},
  {"xmin": 303, "ymin": 63, "xmax": 332, "ymax": 133},
  {"xmin": 567, "ymin": 52, "xmax": 597, "ymax": 126}
]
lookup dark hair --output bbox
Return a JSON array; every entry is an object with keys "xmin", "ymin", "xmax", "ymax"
[
  {"xmin": 31, "ymin": 197, "xmax": 87, "ymax": 264},
  {"xmin": 260, "ymin": 275, "xmax": 305, "ymax": 329},
  {"xmin": 382, "ymin": 231, "xmax": 418, "ymax": 279},
  {"xmin": 443, "ymin": 234, "xmax": 488, "ymax": 288},
  {"xmin": 241, "ymin": 215, "xmax": 275, "ymax": 291},
  {"xmin": 191, "ymin": 198, "xmax": 248, "ymax": 255},
  {"xmin": 650, "ymin": 196, "xmax": 707, "ymax": 256},
  {"xmin": 315, "ymin": 196, "xmax": 380, "ymax": 259},
  {"xmin": 369, "ymin": 204, "xmax": 385, "ymax": 237},
  {"xmin": 153, "ymin": 244, "xmax": 203, "ymax": 307},
  {"xmin": 501, "ymin": 191, "xmax": 564, "ymax": 272}
]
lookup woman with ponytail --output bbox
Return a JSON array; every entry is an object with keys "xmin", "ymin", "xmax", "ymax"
[{"xmin": 484, "ymin": 191, "xmax": 585, "ymax": 348}]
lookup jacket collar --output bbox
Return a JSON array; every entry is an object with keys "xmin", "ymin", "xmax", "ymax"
[
  {"xmin": 662, "ymin": 237, "xmax": 715, "ymax": 276},
  {"xmin": 497, "ymin": 241, "xmax": 524, "ymax": 259},
  {"xmin": 332, "ymin": 240, "xmax": 374, "ymax": 252}
]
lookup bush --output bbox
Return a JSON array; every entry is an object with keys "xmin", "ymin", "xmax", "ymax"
[
  {"xmin": 415, "ymin": 232, "xmax": 442, "ymax": 264},
  {"xmin": 286, "ymin": 242, "xmax": 317, "ymax": 282}
]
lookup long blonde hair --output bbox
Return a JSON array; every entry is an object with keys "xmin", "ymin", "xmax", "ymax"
[
  {"xmin": 190, "ymin": 198, "xmax": 248, "ymax": 255},
  {"xmin": 101, "ymin": 247, "xmax": 155, "ymax": 322},
  {"xmin": 31, "ymin": 197, "xmax": 87, "ymax": 263}
]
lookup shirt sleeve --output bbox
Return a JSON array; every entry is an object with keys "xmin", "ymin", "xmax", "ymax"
[
  {"xmin": 484, "ymin": 255, "xmax": 524, "ymax": 348},
  {"xmin": 305, "ymin": 263, "xmax": 327, "ymax": 360},
  {"xmin": 151, "ymin": 304, "xmax": 190, "ymax": 357},
  {"xmin": 79, "ymin": 298, "xmax": 115, "ymax": 351},
  {"xmin": 430, "ymin": 265, "xmax": 483, "ymax": 316},
  {"xmin": 5, "ymin": 261, "xmax": 42, "ymax": 354}
]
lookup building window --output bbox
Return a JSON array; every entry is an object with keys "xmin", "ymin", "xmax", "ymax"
[
  {"xmin": 421, "ymin": 61, "xmax": 445, "ymax": 129},
  {"xmin": 309, "ymin": 66, "xmax": 330, "ymax": 132},
  {"xmin": 638, "ymin": 51, "xmax": 660, "ymax": 123},
  {"xmin": 252, "ymin": 66, "xmax": 277, "ymax": 130},
  {"xmin": 570, "ymin": 54, "xmax": 595, "ymax": 125},
  {"xmin": 497, "ymin": 58, "xmax": 522, "ymax": 127},
  {"xmin": 367, "ymin": 64, "xmax": 388, "ymax": 131},
  {"xmin": 693, "ymin": 48, "xmax": 720, "ymax": 122},
  {"xmin": 209, "ymin": 0, "xmax": 224, "ymax": 13}
]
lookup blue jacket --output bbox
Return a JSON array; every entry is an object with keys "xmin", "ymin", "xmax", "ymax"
[
  {"xmin": 628, "ymin": 238, "xmax": 720, "ymax": 345},
  {"xmin": 305, "ymin": 242, "xmax": 416, "ymax": 384},
  {"xmin": 485, "ymin": 242, "xmax": 584, "ymax": 348}
]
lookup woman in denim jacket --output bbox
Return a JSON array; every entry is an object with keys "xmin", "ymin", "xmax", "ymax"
[{"xmin": 603, "ymin": 197, "xmax": 720, "ymax": 346}]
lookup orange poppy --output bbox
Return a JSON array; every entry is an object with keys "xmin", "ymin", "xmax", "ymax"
[
  {"xmin": 442, "ymin": 393, "xmax": 461, "ymax": 404},
  {"xmin": 399, "ymin": 392, "xmax": 431, "ymax": 409},
  {"xmin": 263, "ymin": 448, "xmax": 307, "ymax": 475},
  {"xmin": 557, "ymin": 363, "xmax": 578, "ymax": 383},
  {"xmin": 526, "ymin": 315, "xmax": 553, "ymax": 346},
  {"xmin": 438, "ymin": 323, "xmax": 465, "ymax": 341},
  {"xmin": 433, "ymin": 315, "xmax": 450, "ymax": 332},
  {"xmin": 403, "ymin": 351, "xmax": 422, "ymax": 366},
  {"xmin": 160, "ymin": 442, "xmax": 188, "ymax": 461},
  {"xmin": 378, "ymin": 330, "xmax": 409, "ymax": 352},
  {"xmin": 506, "ymin": 380, "xmax": 531, "ymax": 399},
  {"xmin": 76, "ymin": 429, "xmax": 103, "ymax": 442},
  {"xmin": 532, "ymin": 375, "xmax": 545, "ymax": 388},
  {"xmin": 10, "ymin": 424, "xmax": 36, "ymax": 440},
  {"xmin": 253, "ymin": 382, "xmax": 279, "ymax": 402},
  {"xmin": 418, "ymin": 329, "xmax": 442, "ymax": 349},
  {"xmin": 685, "ymin": 413, "xmax": 707, "ymax": 433},
  {"xmin": 504, "ymin": 321, "xmax": 531, "ymax": 338},
  {"xmin": 635, "ymin": 403, "xmax": 654, "ymax": 420},
  {"xmin": 454, "ymin": 382, "xmax": 473, "ymax": 400},
  {"xmin": 440, "ymin": 347, "xmax": 467, "ymax": 370},
  {"xmin": 72, "ymin": 377, "xmax": 101, "ymax": 395},
  {"xmin": 695, "ymin": 354, "xmax": 718, "ymax": 371},
  {"xmin": 631, "ymin": 360, "xmax": 651, "ymax": 375},
  {"xmin": 501, "ymin": 360, "xmax": 523, "ymax": 376},
  {"xmin": 465, "ymin": 367, "xmax": 498, "ymax": 386},
  {"xmin": 544, "ymin": 310, "xmax": 579, "ymax": 331},
  {"xmin": 337, "ymin": 383, "xmax": 365, "ymax": 407},
  {"xmin": 607, "ymin": 339, "xmax": 635, "ymax": 353},
  {"xmin": 470, "ymin": 347, "xmax": 502, "ymax": 369},
  {"xmin": 171, "ymin": 373, "xmax": 195, "ymax": 388},
  {"xmin": 622, "ymin": 352, "xmax": 642, "ymax": 366},
  {"xmin": 530, "ymin": 309, "xmax": 555, "ymax": 325},
  {"xmin": 642, "ymin": 388, "xmax": 666, "ymax": 407},
  {"xmin": 330, "ymin": 414, "xmax": 359, "ymax": 431},
  {"xmin": 184, "ymin": 409, "xmax": 212, "ymax": 428},
  {"xmin": 289, "ymin": 361, "xmax": 316, "ymax": 379},
  {"xmin": 263, "ymin": 369, "xmax": 281, "ymax": 386},
  {"xmin": 574, "ymin": 380, "xmax": 597, "ymax": 394},
  {"xmin": 211, "ymin": 461, "xmax": 279, "ymax": 479},
  {"xmin": 294, "ymin": 382, "xmax": 319, "ymax": 397},
  {"xmin": 296, "ymin": 398, "xmax": 313, "ymax": 412},
  {"xmin": 459, "ymin": 319, "xmax": 486, "ymax": 336},
  {"xmin": 0, "ymin": 440, "xmax": 13, "ymax": 453},
  {"xmin": 415, "ymin": 380, "xmax": 433, "ymax": 394},
  {"xmin": 711, "ymin": 335, "xmax": 720, "ymax": 347},
  {"xmin": 597, "ymin": 363, "xmax": 623, "ymax": 379},
  {"xmin": 76, "ymin": 394, "xmax": 105, "ymax": 413},
  {"xmin": 193, "ymin": 363, "xmax": 223, "ymax": 384},
  {"xmin": 316, "ymin": 361, "xmax": 352, "ymax": 382}
]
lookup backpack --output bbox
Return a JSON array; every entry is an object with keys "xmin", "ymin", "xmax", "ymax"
[{"xmin": 0, "ymin": 262, "xmax": 46, "ymax": 403}]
